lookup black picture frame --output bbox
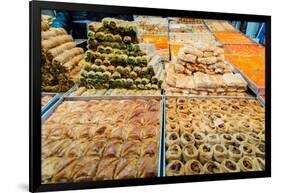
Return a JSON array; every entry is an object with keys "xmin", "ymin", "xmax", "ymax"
[{"xmin": 30, "ymin": 0, "xmax": 271, "ymax": 192}]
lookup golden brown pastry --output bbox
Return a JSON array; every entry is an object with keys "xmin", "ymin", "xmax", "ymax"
[
  {"xmin": 96, "ymin": 157, "xmax": 119, "ymax": 180},
  {"xmin": 198, "ymin": 144, "xmax": 213, "ymax": 164},
  {"xmin": 166, "ymin": 122, "xmax": 180, "ymax": 133},
  {"xmin": 228, "ymin": 145, "xmax": 242, "ymax": 162},
  {"xmin": 124, "ymin": 126, "xmax": 142, "ymax": 141},
  {"xmin": 166, "ymin": 144, "xmax": 182, "ymax": 162},
  {"xmin": 138, "ymin": 155, "xmax": 157, "ymax": 178},
  {"xmin": 184, "ymin": 159, "xmax": 203, "ymax": 175},
  {"xmin": 72, "ymin": 156, "xmax": 100, "ymax": 182},
  {"xmin": 51, "ymin": 157, "xmax": 77, "ymax": 183},
  {"xmin": 180, "ymin": 131, "xmax": 195, "ymax": 147},
  {"xmin": 233, "ymin": 133, "xmax": 248, "ymax": 145},
  {"xmin": 84, "ymin": 138, "xmax": 107, "ymax": 157},
  {"xmin": 89, "ymin": 124, "xmax": 111, "ymax": 139},
  {"xmin": 166, "ymin": 160, "xmax": 185, "ymax": 176},
  {"xmin": 255, "ymin": 142, "xmax": 265, "ymax": 158},
  {"xmin": 42, "ymin": 157, "xmax": 60, "ymax": 183},
  {"xmin": 108, "ymin": 126, "xmax": 124, "ymax": 140},
  {"xmin": 142, "ymin": 125, "xmax": 158, "ymax": 139},
  {"xmin": 247, "ymin": 132, "xmax": 261, "ymax": 144},
  {"xmin": 193, "ymin": 131, "xmax": 206, "ymax": 146},
  {"xmin": 240, "ymin": 142, "xmax": 256, "ymax": 157},
  {"xmin": 65, "ymin": 124, "xmax": 90, "ymax": 139},
  {"xmin": 120, "ymin": 140, "xmax": 141, "ymax": 157},
  {"xmin": 221, "ymin": 159, "xmax": 240, "ymax": 173},
  {"xmin": 65, "ymin": 139, "xmax": 89, "ymax": 157},
  {"xmin": 220, "ymin": 133, "xmax": 235, "ymax": 148},
  {"xmin": 182, "ymin": 144, "xmax": 198, "ymax": 161},
  {"xmin": 114, "ymin": 157, "xmax": 138, "ymax": 180},
  {"xmin": 166, "ymin": 132, "xmax": 180, "ymax": 147},
  {"xmin": 206, "ymin": 133, "xmax": 220, "ymax": 145},
  {"xmin": 103, "ymin": 139, "xmax": 123, "ymax": 158},
  {"xmin": 141, "ymin": 138, "xmax": 158, "ymax": 157},
  {"xmin": 202, "ymin": 161, "xmax": 222, "ymax": 174},
  {"xmin": 213, "ymin": 144, "xmax": 227, "ymax": 163},
  {"xmin": 179, "ymin": 121, "xmax": 193, "ymax": 134},
  {"xmin": 42, "ymin": 139, "xmax": 72, "ymax": 158},
  {"xmin": 238, "ymin": 156, "xmax": 256, "ymax": 172},
  {"xmin": 253, "ymin": 157, "xmax": 265, "ymax": 171}
]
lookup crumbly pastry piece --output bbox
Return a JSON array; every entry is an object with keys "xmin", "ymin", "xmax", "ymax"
[
  {"xmin": 221, "ymin": 159, "xmax": 240, "ymax": 173},
  {"xmin": 138, "ymin": 155, "xmax": 157, "ymax": 178},
  {"xmin": 182, "ymin": 144, "xmax": 198, "ymax": 162},
  {"xmin": 166, "ymin": 144, "xmax": 182, "ymax": 162},
  {"xmin": 84, "ymin": 138, "xmax": 107, "ymax": 157},
  {"xmin": 114, "ymin": 157, "xmax": 138, "ymax": 180},
  {"xmin": 141, "ymin": 138, "xmax": 158, "ymax": 157},
  {"xmin": 202, "ymin": 161, "xmax": 222, "ymax": 174},
  {"xmin": 198, "ymin": 144, "xmax": 213, "ymax": 164},
  {"xmin": 192, "ymin": 131, "xmax": 206, "ymax": 146},
  {"xmin": 166, "ymin": 160, "xmax": 185, "ymax": 176},
  {"xmin": 238, "ymin": 156, "xmax": 256, "ymax": 172},
  {"xmin": 180, "ymin": 132, "xmax": 195, "ymax": 146},
  {"xmin": 206, "ymin": 133, "xmax": 220, "ymax": 145},
  {"xmin": 213, "ymin": 144, "xmax": 227, "ymax": 163},
  {"xmin": 42, "ymin": 157, "xmax": 61, "ymax": 183},
  {"xmin": 255, "ymin": 142, "xmax": 265, "ymax": 158},
  {"xmin": 220, "ymin": 133, "xmax": 235, "ymax": 148},
  {"xmin": 166, "ymin": 132, "xmax": 180, "ymax": 147},
  {"xmin": 166, "ymin": 122, "xmax": 180, "ymax": 133},
  {"xmin": 233, "ymin": 133, "xmax": 248, "ymax": 145},
  {"xmin": 240, "ymin": 142, "xmax": 256, "ymax": 157},
  {"xmin": 96, "ymin": 157, "xmax": 119, "ymax": 180},
  {"xmin": 184, "ymin": 159, "xmax": 203, "ymax": 175},
  {"xmin": 253, "ymin": 157, "xmax": 265, "ymax": 171},
  {"xmin": 120, "ymin": 140, "xmax": 141, "ymax": 157},
  {"xmin": 51, "ymin": 157, "xmax": 77, "ymax": 183},
  {"xmin": 228, "ymin": 145, "xmax": 242, "ymax": 162}
]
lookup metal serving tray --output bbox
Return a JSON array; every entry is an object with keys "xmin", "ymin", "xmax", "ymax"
[
  {"xmin": 42, "ymin": 95, "xmax": 165, "ymax": 177},
  {"xmin": 41, "ymin": 93, "xmax": 60, "ymax": 116},
  {"xmin": 162, "ymin": 95, "xmax": 264, "ymax": 176}
]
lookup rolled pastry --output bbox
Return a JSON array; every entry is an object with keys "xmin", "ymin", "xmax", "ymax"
[
  {"xmin": 179, "ymin": 121, "xmax": 193, "ymax": 134},
  {"xmin": 180, "ymin": 131, "xmax": 195, "ymax": 147},
  {"xmin": 255, "ymin": 142, "xmax": 265, "ymax": 158},
  {"xmin": 240, "ymin": 142, "xmax": 256, "ymax": 157},
  {"xmin": 166, "ymin": 132, "xmax": 180, "ymax": 147},
  {"xmin": 247, "ymin": 132, "xmax": 261, "ymax": 145},
  {"xmin": 253, "ymin": 157, "xmax": 265, "ymax": 171},
  {"xmin": 198, "ymin": 144, "xmax": 213, "ymax": 164},
  {"xmin": 184, "ymin": 159, "xmax": 203, "ymax": 175},
  {"xmin": 213, "ymin": 144, "xmax": 227, "ymax": 163},
  {"xmin": 182, "ymin": 144, "xmax": 199, "ymax": 162},
  {"xmin": 202, "ymin": 161, "xmax": 222, "ymax": 174},
  {"xmin": 176, "ymin": 97, "xmax": 188, "ymax": 105},
  {"xmin": 228, "ymin": 145, "xmax": 242, "ymax": 162},
  {"xmin": 206, "ymin": 133, "xmax": 220, "ymax": 145},
  {"xmin": 166, "ymin": 122, "xmax": 180, "ymax": 133},
  {"xmin": 166, "ymin": 160, "xmax": 185, "ymax": 176},
  {"xmin": 166, "ymin": 113, "xmax": 178, "ymax": 123},
  {"xmin": 192, "ymin": 131, "xmax": 206, "ymax": 146},
  {"xmin": 238, "ymin": 156, "xmax": 256, "ymax": 172},
  {"xmin": 233, "ymin": 133, "xmax": 248, "ymax": 145},
  {"xmin": 220, "ymin": 133, "xmax": 235, "ymax": 148},
  {"xmin": 221, "ymin": 159, "xmax": 240, "ymax": 173},
  {"xmin": 166, "ymin": 144, "xmax": 182, "ymax": 162}
]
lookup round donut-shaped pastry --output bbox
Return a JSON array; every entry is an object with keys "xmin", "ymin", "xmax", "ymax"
[
  {"xmin": 206, "ymin": 133, "xmax": 220, "ymax": 145},
  {"xmin": 233, "ymin": 133, "xmax": 248, "ymax": 145},
  {"xmin": 251, "ymin": 120, "xmax": 264, "ymax": 134},
  {"xmin": 192, "ymin": 120, "xmax": 205, "ymax": 133},
  {"xmin": 242, "ymin": 106, "xmax": 252, "ymax": 114},
  {"xmin": 225, "ymin": 121, "xmax": 238, "ymax": 134},
  {"xmin": 166, "ymin": 144, "xmax": 182, "ymax": 162},
  {"xmin": 188, "ymin": 98, "xmax": 200, "ymax": 105},
  {"xmin": 166, "ymin": 98, "xmax": 176, "ymax": 109},
  {"xmin": 178, "ymin": 113, "xmax": 191, "ymax": 122},
  {"xmin": 247, "ymin": 132, "xmax": 261, "ymax": 144},
  {"xmin": 239, "ymin": 99, "xmax": 249, "ymax": 107},
  {"xmin": 184, "ymin": 159, "xmax": 203, "ymax": 175},
  {"xmin": 213, "ymin": 144, "xmax": 228, "ymax": 163},
  {"xmin": 166, "ymin": 122, "xmax": 180, "ymax": 133},
  {"xmin": 176, "ymin": 97, "xmax": 187, "ymax": 105},
  {"xmin": 180, "ymin": 132, "xmax": 195, "ymax": 147},
  {"xmin": 179, "ymin": 121, "xmax": 193, "ymax": 134},
  {"xmin": 239, "ymin": 120, "xmax": 252, "ymax": 133},
  {"xmin": 220, "ymin": 133, "xmax": 235, "ymax": 147},
  {"xmin": 166, "ymin": 160, "xmax": 185, "ymax": 176},
  {"xmin": 221, "ymin": 159, "xmax": 240, "ymax": 173},
  {"xmin": 219, "ymin": 104, "xmax": 230, "ymax": 113},
  {"xmin": 202, "ymin": 161, "xmax": 222, "ymax": 174},
  {"xmin": 259, "ymin": 133, "xmax": 265, "ymax": 143},
  {"xmin": 198, "ymin": 143, "xmax": 213, "ymax": 164},
  {"xmin": 192, "ymin": 131, "xmax": 206, "ymax": 146},
  {"xmin": 255, "ymin": 142, "xmax": 265, "ymax": 158},
  {"xmin": 166, "ymin": 113, "xmax": 178, "ymax": 123},
  {"xmin": 228, "ymin": 145, "xmax": 242, "ymax": 162},
  {"xmin": 253, "ymin": 157, "xmax": 265, "ymax": 171},
  {"xmin": 182, "ymin": 144, "xmax": 198, "ymax": 161},
  {"xmin": 238, "ymin": 156, "xmax": 256, "ymax": 172},
  {"xmin": 166, "ymin": 132, "xmax": 180, "ymax": 147},
  {"xmin": 177, "ymin": 104, "xmax": 188, "ymax": 114},
  {"xmin": 240, "ymin": 142, "xmax": 256, "ymax": 157},
  {"xmin": 216, "ymin": 123, "xmax": 227, "ymax": 134}
]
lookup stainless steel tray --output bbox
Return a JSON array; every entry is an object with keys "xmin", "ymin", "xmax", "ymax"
[
  {"xmin": 41, "ymin": 93, "xmax": 60, "ymax": 116},
  {"xmin": 42, "ymin": 95, "xmax": 165, "ymax": 177}
]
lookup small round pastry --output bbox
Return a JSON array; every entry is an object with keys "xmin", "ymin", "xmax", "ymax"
[
  {"xmin": 205, "ymin": 123, "xmax": 217, "ymax": 134},
  {"xmin": 240, "ymin": 142, "xmax": 256, "ymax": 157},
  {"xmin": 192, "ymin": 120, "xmax": 204, "ymax": 133},
  {"xmin": 176, "ymin": 97, "xmax": 187, "ymax": 105},
  {"xmin": 202, "ymin": 161, "xmax": 222, "ymax": 174},
  {"xmin": 206, "ymin": 133, "xmax": 220, "ymax": 145},
  {"xmin": 166, "ymin": 132, "xmax": 180, "ymax": 147},
  {"xmin": 228, "ymin": 145, "xmax": 242, "ymax": 162},
  {"xmin": 193, "ymin": 131, "xmax": 206, "ymax": 146},
  {"xmin": 233, "ymin": 133, "xmax": 248, "ymax": 145},
  {"xmin": 166, "ymin": 160, "xmax": 185, "ymax": 176},
  {"xmin": 166, "ymin": 122, "xmax": 180, "ymax": 133},
  {"xmin": 177, "ymin": 104, "xmax": 188, "ymax": 114},
  {"xmin": 255, "ymin": 142, "xmax": 265, "ymax": 158},
  {"xmin": 166, "ymin": 113, "xmax": 178, "ymax": 123},
  {"xmin": 180, "ymin": 132, "xmax": 195, "ymax": 147},
  {"xmin": 247, "ymin": 132, "xmax": 261, "ymax": 145},
  {"xmin": 213, "ymin": 144, "xmax": 227, "ymax": 163},
  {"xmin": 184, "ymin": 159, "xmax": 203, "ymax": 175},
  {"xmin": 166, "ymin": 144, "xmax": 182, "ymax": 162},
  {"xmin": 238, "ymin": 156, "xmax": 256, "ymax": 172},
  {"xmin": 220, "ymin": 133, "xmax": 235, "ymax": 148},
  {"xmin": 259, "ymin": 133, "xmax": 265, "ymax": 143},
  {"xmin": 198, "ymin": 143, "xmax": 213, "ymax": 164},
  {"xmin": 253, "ymin": 157, "xmax": 265, "ymax": 171},
  {"xmin": 182, "ymin": 144, "xmax": 198, "ymax": 161},
  {"xmin": 221, "ymin": 159, "xmax": 240, "ymax": 173},
  {"xmin": 179, "ymin": 121, "xmax": 193, "ymax": 134}
]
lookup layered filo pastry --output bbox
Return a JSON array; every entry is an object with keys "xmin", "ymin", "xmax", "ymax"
[
  {"xmin": 103, "ymin": 139, "xmax": 123, "ymax": 158},
  {"xmin": 166, "ymin": 160, "xmax": 185, "ymax": 176},
  {"xmin": 114, "ymin": 157, "xmax": 138, "ymax": 180},
  {"xmin": 138, "ymin": 155, "xmax": 157, "ymax": 178},
  {"xmin": 96, "ymin": 157, "xmax": 119, "ymax": 180},
  {"xmin": 184, "ymin": 160, "xmax": 203, "ymax": 175}
]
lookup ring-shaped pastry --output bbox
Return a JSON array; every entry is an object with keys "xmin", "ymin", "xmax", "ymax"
[{"xmin": 166, "ymin": 160, "xmax": 185, "ymax": 176}]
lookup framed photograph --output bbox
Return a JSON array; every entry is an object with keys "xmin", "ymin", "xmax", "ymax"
[{"xmin": 30, "ymin": 0, "xmax": 271, "ymax": 192}]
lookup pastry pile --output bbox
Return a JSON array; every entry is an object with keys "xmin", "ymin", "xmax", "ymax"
[
  {"xmin": 41, "ymin": 95, "xmax": 53, "ymax": 107},
  {"xmin": 42, "ymin": 99, "xmax": 161, "ymax": 183},
  {"xmin": 79, "ymin": 18, "xmax": 165, "ymax": 90},
  {"xmin": 165, "ymin": 97, "xmax": 265, "ymax": 176},
  {"xmin": 41, "ymin": 28, "xmax": 84, "ymax": 92}
]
